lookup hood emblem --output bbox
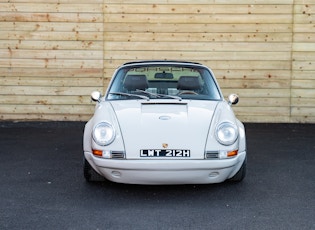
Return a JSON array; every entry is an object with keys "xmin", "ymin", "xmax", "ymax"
[
  {"xmin": 162, "ymin": 143, "xmax": 168, "ymax": 149},
  {"xmin": 159, "ymin": 115, "xmax": 171, "ymax": 120}
]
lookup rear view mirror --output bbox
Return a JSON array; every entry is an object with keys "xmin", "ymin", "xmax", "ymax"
[
  {"xmin": 228, "ymin": 94, "xmax": 239, "ymax": 105},
  {"xmin": 91, "ymin": 91, "xmax": 101, "ymax": 102}
]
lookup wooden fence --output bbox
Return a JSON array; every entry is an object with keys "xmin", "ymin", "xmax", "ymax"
[{"xmin": 0, "ymin": 0, "xmax": 314, "ymax": 123}]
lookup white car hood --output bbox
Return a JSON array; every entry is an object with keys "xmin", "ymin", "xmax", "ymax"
[{"xmin": 110, "ymin": 100, "xmax": 219, "ymax": 159}]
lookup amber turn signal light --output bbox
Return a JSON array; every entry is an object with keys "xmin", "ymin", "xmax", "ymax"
[
  {"xmin": 92, "ymin": 149, "xmax": 103, "ymax": 156},
  {"xmin": 227, "ymin": 150, "xmax": 238, "ymax": 157}
]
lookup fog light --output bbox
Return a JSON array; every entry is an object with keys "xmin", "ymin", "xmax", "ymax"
[
  {"xmin": 111, "ymin": 171, "xmax": 121, "ymax": 178},
  {"xmin": 219, "ymin": 150, "xmax": 227, "ymax": 159},
  {"xmin": 209, "ymin": 172, "xmax": 219, "ymax": 178},
  {"xmin": 103, "ymin": 150, "xmax": 111, "ymax": 159}
]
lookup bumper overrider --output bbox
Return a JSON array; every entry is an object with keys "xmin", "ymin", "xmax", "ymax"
[{"xmin": 84, "ymin": 151, "xmax": 246, "ymax": 185}]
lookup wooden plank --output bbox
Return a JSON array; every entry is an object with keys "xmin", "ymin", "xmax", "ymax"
[
  {"xmin": 0, "ymin": 59, "xmax": 103, "ymax": 68},
  {"xmin": 0, "ymin": 68, "xmax": 103, "ymax": 77},
  {"xmin": 216, "ymin": 96, "xmax": 290, "ymax": 107},
  {"xmin": 218, "ymin": 79, "xmax": 290, "ymax": 89},
  {"xmin": 290, "ymin": 116, "xmax": 315, "ymax": 123},
  {"xmin": 104, "ymin": 42, "xmax": 292, "ymax": 52},
  {"xmin": 294, "ymin": 34, "xmax": 315, "ymax": 43},
  {"xmin": 104, "ymin": 0, "xmax": 293, "ymax": 4},
  {"xmin": 104, "ymin": 23, "xmax": 293, "ymax": 33},
  {"xmin": 0, "ymin": 95, "xmax": 93, "ymax": 105},
  {"xmin": 238, "ymin": 115, "xmax": 290, "ymax": 123},
  {"xmin": 292, "ymin": 52, "xmax": 315, "ymax": 62},
  {"xmin": 0, "ymin": 22, "xmax": 103, "ymax": 32},
  {"xmin": 0, "ymin": 31, "xmax": 103, "ymax": 41},
  {"xmin": 214, "ymin": 70, "xmax": 291, "ymax": 80},
  {"xmin": 294, "ymin": 14, "xmax": 315, "ymax": 24},
  {"xmin": 220, "ymin": 88, "xmax": 290, "ymax": 98},
  {"xmin": 291, "ymin": 107, "xmax": 315, "ymax": 117},
  {"xmin": 292, "ymin": 71, "xmax": 315, "ymax": 80},
  {"xmin": 0, "ymin": 3, "xmax": 103, "ymax": 13},
  {"xmin": 295, "ymin": 0, "xmax": 315, "ymax": 4},
  {"xmin": 294, "ymin": 4, "xmax": 315, "ymax": 14},
  {"xmin": 0, "ymin": 86, "xmax": 103, "ymax": 96},
  {"xmin": 291, "ymin": 80, "xmax": 315, "ymax": 89},
  {"xmin": 105, "ymin": 4, "xmax": 292, "ymax": 14},
  {"xmin": 0, "ymin": 0, "xmax": 103, "ymax": 3},
  {"xmin": 0, "ymin": 40, "xmax": 103, "ymax": 50},
  {"xmin": 0, "ymin": 113, "xmax": 93, "ymax": 122},
  {"xmin": 0, "ymin": 12, "xmax": 103, "ymax": 22},
  {"xmin": 0, "ymin": 104, "xmax": 94, "ymax": 115},
  {"xmin": 104, "ymin": 51, "xmax": 291, "ymax": 61},
  {"xmin": 292, "ymin": 61, "xmax": 315, "ymax": 71},
  {"xmin": 0, "ymin": 76, "xmax": 103, "ymax": 87},
  {"xmin": 104, "ymin": 14, "xmax": 293, "ymax": 24},
  {"xmin": 233, "ymin": 106, "xmax": 290, "ymax": 116},
  {"xmin": 0, "ymin": 49, "xmax": 103, "ymax": 60},
  {"xmin": 293, "ymin": 43, "xmax": 315, "ymax": 52},
  {"xmin": 104, "ymin": 32, "xmax": 293, "ymax": 42},
  {"xmin": 294, "ymin": 24, "xmax": 315, "ymax": 32},
  {"xmin": 291, "ymin": 98, "xmax": 315, "ymax": 107},
  {"xmin": 292, "ymin": 89, "xmax": 315, "ymax": 98}
]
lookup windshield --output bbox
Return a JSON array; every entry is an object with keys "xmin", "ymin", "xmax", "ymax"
[{"xmin": 107, "ymin": 64, "xmax": 222, "ymax": 101}]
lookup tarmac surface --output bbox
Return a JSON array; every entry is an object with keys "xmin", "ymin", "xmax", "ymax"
[{"xmin": 0, "ymin": 122, "xmax": 314, "ymax": 230}]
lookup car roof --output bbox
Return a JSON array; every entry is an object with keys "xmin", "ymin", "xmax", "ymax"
[{"xmin": 122, "ymin": 60, "xmax": 204, "ymax": 67}]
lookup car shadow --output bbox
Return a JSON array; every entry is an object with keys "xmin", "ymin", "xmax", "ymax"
[{"xmin": 82, "ymin": 179, "xmax": 249, "ymax": 204}]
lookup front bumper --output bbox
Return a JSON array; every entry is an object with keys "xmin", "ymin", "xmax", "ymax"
[{"xmin": 84, "ymin": 151, "xmax": 246, "ymax": 185}]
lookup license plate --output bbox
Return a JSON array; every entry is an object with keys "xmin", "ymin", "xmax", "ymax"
[{"xmin": 140, "ymin": 149, "xmax": 190, "ymax": 157}]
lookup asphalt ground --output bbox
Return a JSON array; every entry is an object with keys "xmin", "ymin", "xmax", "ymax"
[{"xmin": 0, "ymin": 122, "xmax": 314, "ymax": 230}]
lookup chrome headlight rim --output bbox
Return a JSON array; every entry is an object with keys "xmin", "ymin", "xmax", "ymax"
[
  {"xmin": 92, "ymin": 122, "xmax": 116, "ymax": 146},
  {"xmin": 215, "ymin": 122, "xmax": 239, "ymax": 146}
]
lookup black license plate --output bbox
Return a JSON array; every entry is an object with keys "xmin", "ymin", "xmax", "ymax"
[{"xmin": 140, "ymin": 149, "xmax": 190, "ymax": 157}]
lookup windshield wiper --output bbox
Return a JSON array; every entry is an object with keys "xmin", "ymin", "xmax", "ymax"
[
  {"xmin": 136, "ymin": 89, "xmax": 182, "ymax": 101},
  {"xmin": 109, "ymin": 92, "xmax": 149, "ymax": 100}
]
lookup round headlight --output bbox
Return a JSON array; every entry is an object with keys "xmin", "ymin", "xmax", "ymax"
[
  {"xmin": 92, "ymin": 122, "xmax": 115, "ymax": 146},
  {"xmin": 216, "ymin": 122, "xmax": 238, "ymax": 145}
]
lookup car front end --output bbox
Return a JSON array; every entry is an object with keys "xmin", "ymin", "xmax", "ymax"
[{"xmin": 83, "ymin": 61, "xmax": 246, "ymax": 184}]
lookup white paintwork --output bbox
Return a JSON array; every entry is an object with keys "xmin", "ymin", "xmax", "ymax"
[
  {"xmin": 84, "ymin": 151, "xmax": 246, "ymax": 185},
  {"xmin": 83, "ymin": 61, "xmax": 247, "ymax": 185},
  {"xmin": 110, "ymin": 100, "xmax": 217, "ymax": 159}
]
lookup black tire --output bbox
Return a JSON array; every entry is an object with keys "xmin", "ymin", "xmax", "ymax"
[
  {"xmin": 83, "ymin": 158, "xmax": 106, "ymax": 182},
  {"xmin": 228, "ymin": 157, "xmax": 247, "ymax": 182}
]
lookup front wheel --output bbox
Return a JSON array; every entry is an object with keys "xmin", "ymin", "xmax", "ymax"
[
  {"xmin": 83, "ymin": 158, "xmax": 106, "ymax": 182},
  {"xmin": 228, "ymin": 157, "xmax": 247, "ymax": 182}
]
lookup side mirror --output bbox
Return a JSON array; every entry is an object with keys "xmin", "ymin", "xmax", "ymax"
[
  {"xmin": 91, "ymin": 91, "xmax": 102, "ymax": 102},
  {"xmin": 228, "ymin": 94, "xmax": 239, "ymax": 105}
]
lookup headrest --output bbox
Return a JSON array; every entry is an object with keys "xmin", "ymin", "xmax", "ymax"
[
  {"xmin": 177, "ymin": 76, "xmax": 202, "ymax": 90},
  {"xmin": 123, "ymin": 75, "xmax": 148, "ymax": 91}
]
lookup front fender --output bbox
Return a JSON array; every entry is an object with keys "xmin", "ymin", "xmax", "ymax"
[
  {"xmin": 83, "ymin": 118, "xmax": 94, "ymax": 153},
  {"xmin": 83, "ymin": 101, "xmax": 125, "ymax": 154},
  {"xmin": 236, "ymin": 119, "xmax": 246, "ymax": 153},
  {"xmin": 205, "ymin": 101, "xmax": 239, "ymax": 151}
]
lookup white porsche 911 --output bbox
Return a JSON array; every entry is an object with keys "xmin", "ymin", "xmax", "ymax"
[{"xmin": 83, "ymin": 60, "xmax": 246, "ymax": 185}]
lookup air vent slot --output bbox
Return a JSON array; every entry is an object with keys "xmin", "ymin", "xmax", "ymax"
[
  {"xmin": 205, "ymin": 151, "xmax": 219, "ymax": 159},
  {"xmin": 111, "ymin": 151, "xmax": 125, "ymax": 159}
]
